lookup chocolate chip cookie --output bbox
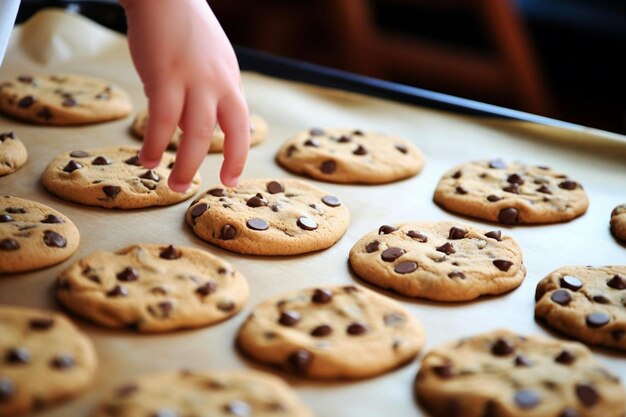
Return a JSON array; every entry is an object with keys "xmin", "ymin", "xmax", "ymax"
[
  {"xmin": 433, "ymin": 160, "xmax": 589, "ymax": 225},
  {"xmin": 0, "ymin": 131, "xmax": 27, "ymax": 176},
  {"xmin": 610, "ymin": 204, "xmax": 626, "ymax": 242},
  {"xmin": 131, "ymin": 110, "xmax": 268, "ymax": 153},
  {"xmin": 92, "ymin": 369, "xmax": 312, "ymax": 417},
  {"xmin": 56, "ymin": 244, "xmax": 248, "ymax": 333},
  {"xmin": 349, "ymin": 221, "xmax": 525, "ymax": 301},
  {"xmin": 186, "ymin": 179, "xmax": 350, "ymax": 255},
  {"xmin": 237, "ymin": 285, "xmax": 425, "ymax": 379},
  {"xmin": 535, "ymin": 265, "xmax": 626, "ymax": 351},
  {"xmin": 275, "ymin": 127, "xmax": 424, "ymax": 184},
  {"xmin": 0, "ymin": 73, "xmax": 132, "ymax": 125},
  {"xmin": 0, "ymin": 306, "xmax": 97, "ymax": 416},
  {"xmin": 0, "ymin": 196, "xmax": 80, "ymax": 274},
  {"xmin": 415, "ymin": 329, "xmax": 625, "ymax": 417},
  {"xmin": 41, "ymin": 146, "xmax": 200, "ymax": 209}
]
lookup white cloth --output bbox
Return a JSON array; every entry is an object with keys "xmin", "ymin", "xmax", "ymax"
[{"xmin": 0, "ymin": 0, "xmax": 21, "ymax": 67}]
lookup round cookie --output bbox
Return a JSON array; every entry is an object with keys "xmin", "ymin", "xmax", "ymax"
[
  {"xmin": 0, "ymin": 73, "xmax": 132, "ymax": 125},
  {"xmin": 41, "ymin": 146, "xmax": 200, "ymax": 209},
  {"xmin": 349, "ymin": 221, "xmax": 525, "ymax": 301},
  {"xmin": 131, "ymin": 110, "xmax": 268, "ymax": 153},
  {"xmin": 276, "ymin": 127, "xmax": 424, "ymax": 184},
  {"xmin": 0, "ymin": 131, "xmax": 27, "ymax": 176},
  {"xmin": 0, "ymin": 196, "xmax": 80, "ymax": 274},
  {"xmin": 433, "ymin": 159, "xmax": 589, "ymax": 225},
  {"xmin": 92, "ymin": 369, "xmax": 312, "ymax": 417},
  {"xmin": 535, "ymin": 265, "xmax": 626, "ymax": 351},
  {"xmin": 0, "ymin": 306, "xmax": 97, "ymax": 416},
  {"xmin": 237, "ymin": 285, "xmax": 425, "ymax": 379},
  {"xmin": 56, "ymin": 244, "xmax": 248, "ymax": 333},
  {"xmin": 415, "ymin": 329, "xmax": 625, "ymax": 417},
  {"xmin": 186, "ymin": 178, "xmax": 350, "ymax": 255},
  {"xmin": 610, "ymin": 204, "xmax": 626, "ymax": 242}
]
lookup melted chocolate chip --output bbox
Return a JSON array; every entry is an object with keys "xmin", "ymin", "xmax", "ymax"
[
  {"xmin": 381, "ymin": 247, "xmax": 405, "ymax": 262},
  {"xmin": 592, "ymin": 295, "xmax": 610, "ymax": 304},
  {"xmin": 493, "ymin": 260, "xmax": 513, "ymax": 272},
  {"xmin": 452, "ymin": 170, "xmax": 462, "ymax": 179},
  {"xmin": 217, "ymin": 300, "xmax": 235, "ymax": 312},
  {"xmin": 498, "ymin": 207, "xmax": 520, "ymax": 224},
  {"xmin": 395, "ymin": 261, "xmax": 417, "ymax": 274},
  {"xmin": 536, "ymin": 185, "xmax": 552, "ymax": 194},
  {"xmin": 503, "ymin": 184, "xmax": 520, "ymax": 194},
  {"xmin": 43, "ymin": 230, "xmax": 66, "ymax": 248},
  {"xmin": 448, "ymin": 227, "xmax": 467, "ymax": 240},
  {"xmin": 347, "ymin": 322, "xmax": 368, "ymax": 335},
  {"xmin": 221, "ymin": 224, "xmax": 237, "ymax": 240},
  {"xmin": 286, "ymin": 145, "xmax": 298, "ymax": 157},
  {"xmin": 586, "ymin": 312, "xmax": 610, "ymax": 327},
  {"xmin": 555, "ymin": 350, "xmax": 576, "ymax": 365},
  {"xmin": 575, "ymin": 383, "xmax": 599, "ymax": 407},
  {"xmin": 607, "ymin": 274, "xmax": 626, "ymax": 290},
  {"xmin": 514, "ymin": 390, "xmax": 539, "ymax": 409},
  {"xmin": 195, "ymin": 281, "xmax": 216, "ymax": 296},
  {"xmin": 208, "ymin": 188, "xmax": 226, "ymax": 197},
  {"xmin": 139, "ymin": 170, "xmax": 159, "ymax": 182},
  {"xmin": 117, "ymin": 267, "xmax": 139, "ymax": 282},
  {"xmin": 336, "ymin": 135, "xmax": 352, "ymax": 143},
  {"xmin": 191, "ymin": 203, "xmax": 208, "ymax": 219},
  {"xmin": 405, "ymin": 230, "xmax": 427, "ymax": 243},
  {"xmin": 311, "ymin": 324, "xmax": 332, "ymax": 337},
  {"xmin": 322, "ymin": 195, "xmax": 341, "ymax": 207},
  {"xmin": 436, "ymin": 242, "xmax": 455, "ymax": 255},
  {"xmin": 63, "ymin": 160, "xmax": 82, "ymax": 173},
  {"xmin": 559, "ymin": 180, "xmax": 578, "ymax": 190},
  {"xmin": 304, "ymin": 138, "xmax": 320, "ymax": 147},
  {"xmin": 279, "ymin": 311, "xmax": 300, "ymax": 326},
  {"xmin": 0, "ymin": 214, "xmax": 13, "ymax": 223},
  {"xmin": 41, "ymin": 214, "xmax": 62, "ymax": 224},
  {"xmin": 247, "ymin": 218, "xmax": 269, "ymax": 231},
  {"xmin": 288, "ymin": 349, "xmax": 312, "ymax": 374},
  {"xmin": 353, "ymin": 145, "xmax": 368, "ymax": 155},
  {"xmin": 62, "ymin": 97, "xmax": 78, "ymax": 107},
  {"xmin": 455, "ymin": 186, "xmax": 468, "ymax": 195},
  {"xmin": 491, "ymin": 338, "xmax": 515, "ymax": 356},
  {"xmin": 487, "ymin": 194, "xmax": 502, "ymax": 202},
  {"xmin": 124, "ymin": 155, "xmax": 141, "ymax": 166},
  {"xmin": 320, "ymin": 160, "xmax": 336, "ymax": 174},
  {"xmin": 550, "ymin": 290, "xmax": 572, "ymax": 306},
  {"xmin": 378, "ymin": 225, "xmax": 398, "ymax": 235},
  {"xmin": 17, "ymin": 95, "xmax": 35, "ymax": 108},
  {"xmin": 515, "ymin": 354, "xmax": 533, "ymax": 367},
  {"xmin": 160, "ymin": 245, "xmax": 181, "ymax": 259},
  {"xmin": 5, "ymin": 347, "xmax": 30, "ymax": 364},
  {"xmin": 396, "ymin": 144, "xmax": 408, "ymax": 154},
  {"xmin": 448, "ymin": 271, "xmax": 465, "ymax": 279},
  {"xmin": 107, "ymin": 285, "xmax": 128, "ymax": 297},
  {"xmin": 51, "ymin": 355, "xmax": 75, "ymax": 370},
  {"xmin": 29, "ymin": 318, "xmax": 54, "ymax": 330},
  {"xmin": 0, "ymin": 238, "xmax": 19, "ymax": 251},
  {"xmin": 246, "ymin": 195, "xmax": 267, "ymax": 208},
  {"xmin": 507, "ymin": 174, "xmax": 525, "ymax": 185},
  {"xmin": 266, "ymin": 181, "xmax": 284, "ymax": 194},
  {"xmin": 366, "ymin": 240, "xmax": 380, "ymax": 253},
  {"xmin": 560, "ymin": 276, "xmax": 583, "ymax": 291},
  {"xmin": 433, "ymin": 364, "xmax": 453, "ymax": 378},
  {"xmin": 102, "ymin": 185, "xmax": 121, "ymax": 198},
  {"xmin": 312, "ymin": 288, "xmax": 333, "ymax": 303},
  {"xmin": 489, "ymin": 159, "xmax": 507, "ymax": 169},
  {"xmin": 297, "ymin": 217, "xmax": 317, "ymax": 231}
]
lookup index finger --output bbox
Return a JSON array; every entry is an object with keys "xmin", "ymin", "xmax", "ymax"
[{"xmin": 217, "ymin": 92, "xmax": 250, "ymax": 187}]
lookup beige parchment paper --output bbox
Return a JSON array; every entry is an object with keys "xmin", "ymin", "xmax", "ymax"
[{"xmin": 0, "ymin": 9, "xmax": 625, "ymax": 417}]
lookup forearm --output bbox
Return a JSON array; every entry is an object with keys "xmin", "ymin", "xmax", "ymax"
[{"xmin": 0, "ymin": 0, "xmax": 20, "ymax": 67}]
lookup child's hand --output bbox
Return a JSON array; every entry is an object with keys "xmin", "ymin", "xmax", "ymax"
[{"xmin": 120, "ymin": 0, "xmax": 250, "ymax": 191}]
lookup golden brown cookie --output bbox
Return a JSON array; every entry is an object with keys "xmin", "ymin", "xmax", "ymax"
[
  {"xmin": 0, "ymin": 131, "xmax": 27, "ymax": 176},
  {"xmin": 610, "ymin": 204, "xmax": 626, "ymax": 242}
]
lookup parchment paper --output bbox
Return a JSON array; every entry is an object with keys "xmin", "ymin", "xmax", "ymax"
[{"xmin": 0, "ymin": 9, "xmax": 624, "ymax": 417}]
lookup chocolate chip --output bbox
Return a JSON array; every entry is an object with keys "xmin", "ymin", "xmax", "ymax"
[
  {"xmin": 448, "ymin": 227, "xmax": 467, "ymax": 239},
  {"xmin": 394, "ymin": 261, "xmax": 417, "ymax": 274},
  {"xmin": 224, "ymin": 400, "xmax": 251, "ymax": 416},
  {"xmin": 515, "ymin": 354, "xmax": 533, "ymax": 367},
  {"xmin": 191, "ymin": 203, "xmax": 208, "ymax": 219},
  {"xmin": 507, "ymin": 173, "xmax": 524, "ymax": 185},
  {"xmin": 493, "ymin": 260, "xmax": 513, "ymax": 272},
  {"xmin": 63, "ymin": 160, "xmax": 82, "ymax": 173},
  {"xmin": 286, "ymin": 145, "xmax": 297, "ymax": 157},
  {"xmin": 455, "ymin": 186, "xmax": 468, "ymax": 194},
  {"xmin": 102, "ymin": 185, "xmax": 121, "ymax": 198},
  {"xmin": 559, "ymin": 409, "xmax": 580, "ymax": 417},
  {"xmin": 312, "ymin": 288, "xmax": 333, "ymax": 303},
  {"xmin": 559, "ymin": 180, "xmax": 578, "ymax": 190},
  {"xmin": 311, "ymin": 324, "xmax": 332, "ymax": 337},
  {"xmin": 353, "ymin": 145, "xmax": 368, "ymax": 155},
  {"xmin": 336, "ymin": 135, "xmax": 351, "ymax": 143},
  {"xmin": 503, "ymin": 184, "xmax": 519, "ymax": 194},
  {"xmin": 396, "ymin": 144, "xmax": 408, "ymax": 154},
  {"xmin": 29, "ymin": 318, "xmax": 54, "ymax": 330},
  {"xmin": 310, "ymin": 128, "xmax": 325, "ymax": 136},
  {"xmin": 0, "ymin": 378, "xmax": 14, "ymax": 401},
  {"xmin": 160, "ymin": 245, "xmax": 181, "ymax": 259},
  {"xmin": 196, "ymin": 281, "xmax": 216, "ymax": 296},
  {"xmin": 0, "ymin": 132, "xmax": 14, "ymax": 141},
  {"xmin": 487, "ymin": 194, "xmax": 502, "ymax": 202},
  {"xmin": 432, "ymin": 364, "xmax": 453, "ymax": 378},
  {"xmin": 246, "ymin": 195, "xmax": 267, "ymax": 208},
  {"xmin": 5, "ymin": 347, "xmax": 30, "ymax": 364},
  {"xmin": 51, "ymin": 354, "xmax": 74, "ymax": 370},
  {"xmin": 297, "ymin": 217, "xmax": 317, "ymax": 231},
  {"xmin": 37, "ymin": 107, "xmax": 53, "ymax": 121},
  {"xmin": 43, "ymin": 230, "xmax": 66, "ymax": 248},
  {"xmin": 489, "ymin": 159, "xmax": 507, "ymax": 169},
  {"xmin": 124, "ymin": 155, "xmax": 141, "ymax": 166},
  {"xmin": 304, "ymin": 138, "xmax": 320, "ymax": 147},
  {"xmin": 322, "ymin": 195, "xmax": 341, "ymax": 207},
  {"xmin": 279, "ymin": 311, "xmax": 300, "ymax": 326},
  {"xmin": 448, "ymin": 271, "xmax": 465, "ymax": 279},
  {"xmin": 586, "ymin": 312, "xmax": 610, "ymax": 327},
  {"xmin": 592, "ymin": 295, "xmax": 610, "ymax": 304},
  {"xmin": 560, "ymin": 276, "xmax": 583, "ymax": 291},
  {"xmin": 436, "ymin": 242, "xmax": 455, "ymax": 255},
  {"xmin": 288, "ymin": 349, "xmax": 312, "ymax": 374},
  {"xmin": 378, "ymin": 225, "xmax": 398, "ymax": 235},
  {"xmin": 452, "ymin": 170, "xmax": 462, "ymax": 179},
  {"xmin": 115, "ymin": 384, "xmax": 139, "ymax": 398},
  {"xmin": 17, "ymin": 95, "xmax": 34, "ymax": 108},
  {"xmin": 107, "ymin": 285, "xmax": 128, "ymax": 297},
  {"xmin": 0, "ymin": 238, "xmax": 19, "ymax": 251},
  {"xmin": 491, "ymin": 338, "xmax": 515, "ymax": 356},
  {"xmin": 607, "ymin": 274, "xmax": 626, "ymax": 290},
  {"xmin": 221, "ymin": 224, "xmax": 237, "ymax": 240},
  {"xmin": 555, "ymin": 350, "xmax": 576, "ymax": 364},
  {"xmin": 117, "ymin": 267, "xmax": 139, "ymax": 282},
  {"xmin": 208, "ymin": 188, "xmax": 226, "ymax": 197},
  {"xmin": 266, "ymin": 181, "xmax": 284, "ymax": 194},
  {"xmin": 498, "ymin": 207, "xmax": 520, "ymax": 224},
  {"xmin": 550, "ymin": 290, "xmax": 572, "ymax": 306},
  {"xmin": 246, "ymin": 218, "xmax": 269, "ymax": 231},
  {"xmin": 514, "ymin": 390, "xmax": 539, "ymax": 409},
  {"xmin": 384, "ymin": 313, "xmax": 405, "ymax": 326},
  {"xmin": 320, "ymin": 160, "xmax": 336, "ymax": 174},
  {"xmin": 536, "ymin": 185, "xmax": 552, "ymax": 194},
  {"xmin": 18, "ymin": 75, "xmax": 33, "ymax": 83},
  {"xmin": 347, "ymin": 322, "xmax": 368, "ymax": 335},
  {"xmin": 575, "ymin": 383, "xmax": 599, "ymax": 407},
  {"xmin": 62, "ymin": 97, "xmax": 77, "ymax": 107},
  {"xmin": 0, "ymin": 214, "xmax": 13, "ymax": 223},
  {"xmin": 41, "ymin": 214, "xmax": 62, "ymax": 223},
  {"xmin": 217, "ymin": 300, "xmax": 235, "ymax": 312},
  {"xmin": 365, "ymin": 240, "xmax": 380, "ymax": 253},
  {"xmin": 139, "ymin": 170, "xmax": 159, "ymax": 182},
  {"xmin": 381, "ymin": 247, "xmax": 405, "ymax": 262},
  {"xmin": 612, "ymin": 329, "xmax": 625, "ymax": 341}
]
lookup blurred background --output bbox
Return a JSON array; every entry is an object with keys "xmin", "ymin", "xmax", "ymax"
[{"xmin": 16, "ymin": 0, "xmax": 626, "ymax": 135}]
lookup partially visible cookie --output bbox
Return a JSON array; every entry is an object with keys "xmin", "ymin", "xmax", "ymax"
[
  {"xmin": 535, "ymin": 265, "xmax": 626, "ymax": 351},
  {"xmin": 0, "ymin": 131, "xmax": 27, "ymax": 176},
  {"xmin": 0, "ymin": 196, "xmax": 80, "ymax": 274},
  {"xmin": 349, "ymin": 221, "xmax": 525, "ymax": 301},
  {"xmin": 0, "ymin": 73, "xmax": 132, "ymax": 125},
  {"xmin": 0, "ymin": 306, "xmax": 97, "ymax": 416},
  {"xmin": 415, "ymin": 329, "xmax": 625, "ymax": 417},
  {"xmin": 92, "ymin": 370, "xmax": 312, "ymax": 417},
  {"xmin": 186, "ymin": 179, "xmax": 350, "ymax": 255},
  {"xmin": 56, "ymin": 244, "xmax": 248, "ymax": 333},
  {"xmin": 237, "ymin": 285, "xmax": 425, "ymax": 379},
  {"xmin": 131, "ymin": 110, "xmax": 268, "ymax": 153},
  {"xmin": 276, "ymin": 127, "xmax": 424, "ymax": 184},
  {"xmin": 41, "ymin": 146, "xmax": 200, "ymax": 209},
  {"xmin": 610, "ymin": 204, "xmax": 626, "ymax": 242},
  {"xmin": 433, "ymin": 160, "xmax": 589, "ymax": 225}
]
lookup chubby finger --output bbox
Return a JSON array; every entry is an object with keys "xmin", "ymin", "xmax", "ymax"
[
  {"xmin": 218, "ymin": 92, "xmax": 250, "ymax": 187},
  {"xmin": 140, "ymin": 84, "xmax": 184, "ymax": 168},
  {"xmin": 168, "ymin": 89, "xmax": 216, "ymax": 192}
]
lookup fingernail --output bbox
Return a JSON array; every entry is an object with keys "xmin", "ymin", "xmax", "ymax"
[
  {"xmin": 168, "ymin": 178, "xmax": 190, "ymax": 193},
  {"xmin": 223, "ymin": 175, "xmax": 240, "ymax": 188},
  {"xmin": 139, "ymin": 157, "xmax": 160, "ymax": 169}
]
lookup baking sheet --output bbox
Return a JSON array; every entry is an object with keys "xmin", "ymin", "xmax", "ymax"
[{"xmin": 0, "ymin": 9, "xmax": 625, "ymax": 417}]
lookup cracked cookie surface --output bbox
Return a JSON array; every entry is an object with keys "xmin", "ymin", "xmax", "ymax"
[{"xmin": 0, "ymin": 131, "xmax": 27, "ymax": 176}]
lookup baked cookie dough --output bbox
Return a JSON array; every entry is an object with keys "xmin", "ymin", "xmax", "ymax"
[
  {"xmin": 131, "ymin": 110, "xmax": 268, "ymax": 153},
  {"xmin": 237, "ymin": 285, "xmax": 425, "ymax": 379},
  {"xmin": 186, "ymin": 179, "xmax": 350, "ymax": 255},
  {"xmin": 41, "ymin": 146, "xmax": 200, "ymax": 209},
  {"xmin": 0, "ymin": 131, "xmax": 27, "ymax": 176},
  {"xmin": 0, "ymin": 73, "xmax": 132, "ymax": 125},
  {"xmin": 535, "ymin": 265, "xmax": 626, "ymax": 351},
  {"xmin": 92, "ymin": 370, "xmax": 312, "ymax": 417},
  {"xmin": 0, "ymin": 306, "xmax": 97, "ymax": 416},
  {"xmin": 276, "ymin": 127, "xmax": 424, "ymax": 184},
  {"xmin": 56, "ymin": 244, "xmax": 248, "ymax": 333},
  {"xmin": 610, "ymin": 204, "xmax": 626, "ymax": 242},
  {"xmin": 433, "ymin": 159, "xmax": 589, "ymax": 225},
  {"xmin": 0, "ymin": 196, "xmax": 80, "ymax": 274},
  {"xmin": 349, "ymin": 221, "xmax": 525, "ymax": 301},
  {"xmin": 415, "ymin": 329, "xmax": 625, "ymax": 417}
]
